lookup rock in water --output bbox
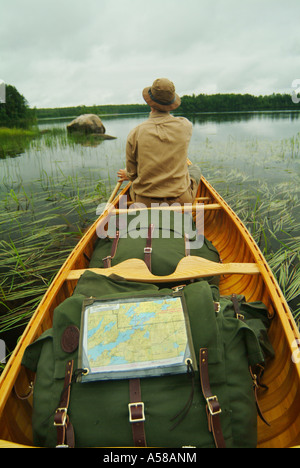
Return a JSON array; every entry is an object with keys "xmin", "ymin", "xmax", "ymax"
[{"xmin": 67, "ymin": 114, "xmax": 106, "ymax": 134}]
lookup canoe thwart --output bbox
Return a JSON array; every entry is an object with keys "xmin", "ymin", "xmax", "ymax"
[
  {"xmin": 66, "ymin": 256, "xmax": 261, "ymax": 283},
  {"xmin": 109, "ymin": 204, "xmax": 222, "ymax": 215},
  {"xmin": 126, "ymin": 197, "xmax": 212, "ymax": 206}
]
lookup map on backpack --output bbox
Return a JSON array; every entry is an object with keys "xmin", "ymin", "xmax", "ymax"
[{"xmin": 79, "ymin": 295, "xmax": 195, "ymax": 381}]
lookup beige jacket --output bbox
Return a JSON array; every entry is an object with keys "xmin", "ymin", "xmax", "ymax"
[{"xmin": 126, "ymin": 112, "xmax": 193, "ymax": 198}]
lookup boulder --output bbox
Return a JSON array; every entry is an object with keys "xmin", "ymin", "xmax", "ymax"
[{"xmin": 67, "ymin": 114, "xmax": 106, "ymax": 134}]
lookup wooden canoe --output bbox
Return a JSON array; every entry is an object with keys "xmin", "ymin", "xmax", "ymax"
[{"xmin": 0, "ymin": 176, "xmax": 300, "ymax": 448}]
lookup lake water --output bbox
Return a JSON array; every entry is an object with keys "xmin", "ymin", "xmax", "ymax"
[
  {"xmin": 0, "ymin": 111, "xmax": 299, "ymax": 350},
  {"xmin": 1, "ymin": 111, "xmax": 300, "ymax": 192}
]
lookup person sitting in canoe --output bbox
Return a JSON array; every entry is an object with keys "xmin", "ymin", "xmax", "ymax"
[{"xmin": 117, "ymin": 78, "xmax": 201, "ymax": 207}]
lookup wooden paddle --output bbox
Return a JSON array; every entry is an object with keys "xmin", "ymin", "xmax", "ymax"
[{"xmin": 105, "ymin": 180, "xmax": 123, "ymax": 209}]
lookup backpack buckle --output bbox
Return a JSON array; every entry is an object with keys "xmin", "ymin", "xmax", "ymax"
[
  {"xmin": 206, "ymin": 396, "xmax": 222, "ymax": 416},
  {"xmin": 54, "ymin": 408, "xmax": 68, "ymax": 426},
  {"xmin": 128, "ymin": 402, "xmax": 145, "ymax": 423},
  {"xmin": 102, "ymin": 255, "xmax": 112, "ymax": 268}
]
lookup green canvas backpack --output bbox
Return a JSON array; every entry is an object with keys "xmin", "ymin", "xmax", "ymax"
[
  {"xmin": 21, "ymin": 273, "xmax": 273, "ymax": 448},
  {"xmin": 90, "ymin": 209, "xmax": 220, "ymax": 284}
]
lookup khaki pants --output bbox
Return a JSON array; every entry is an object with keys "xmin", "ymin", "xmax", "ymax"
[{"xmin": 130, "ymin": 164, "xmax": 201, "ymax": 208}]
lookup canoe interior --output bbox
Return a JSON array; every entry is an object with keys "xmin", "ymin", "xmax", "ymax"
[{"xmin": 1, "ymin": 177, "xmax": 300, "ymax": 448}]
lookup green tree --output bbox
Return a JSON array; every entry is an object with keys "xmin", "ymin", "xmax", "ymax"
[
  {"xmin": 0, "ymin": 84, "xmax": 36, "ymax": 128},
  {"xmin": 180, "ymin": 92, "xmax": 298, "ymax": 113}
]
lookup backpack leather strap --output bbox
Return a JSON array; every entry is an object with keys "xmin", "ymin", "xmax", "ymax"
[
  {"xmin": 199, "ymin": 348, "xmax": 226, "ymax": 448},
  {"xmin": 128, "ymin": 378, "xmax": 147, "ymax": 447},
  {"xmin": 144, "ymin": 224, "xmax": 154, "ymax": 272},
  {"xmin": 102, "ymin": 230, "xmax": 120, "ymax": 268},
  {"xmin": 54, "ymin": 360, "xmax": 75, "ymax": 448},
  {"xmin": 231, "ymin": 294, "xmax": 245, "ymax": 321},
  {"xmin": 250, "ymin": 365, "xmax": 271, "ymax": 427}
]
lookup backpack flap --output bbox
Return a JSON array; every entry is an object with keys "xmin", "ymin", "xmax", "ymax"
[
  {"xmin": 183, "ymin": 281, "xmax": 223, "ymax": 365},
  {"xmin": 21, "ymin": 328, "xmax": 53, "ymax": 372}
]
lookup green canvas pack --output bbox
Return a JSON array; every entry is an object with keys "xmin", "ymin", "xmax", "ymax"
[
  {"xmin": 21, "ymin": 273, "xmax": 273, "ymax": 448},
  {"xmin": 90, "ymin": 209, "xmax": 220, "ymax": 283}
]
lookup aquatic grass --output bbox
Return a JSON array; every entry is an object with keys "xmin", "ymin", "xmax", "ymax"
[
  {"xmin": 0, "ymin": 128, "xmax": 37, "ymax": 137},
  {"xmin": 208, "ymin": 168, "xmax": 300, "ymax": 321},
  {"xmin": 0, "ymin": 164, "xmax": 109, "ymax": 356},
  {"xmin": 0, "ymin": 127, "xmax": 38, "ymax": 158},
  {"xmin": 0, "ymin": 125, "xmax": 82, "ymax": 159},
  {"xmin": 0, "ymin": 228, "xmax": 79, "ymax": 356},
  {"xmin": 267, "ymin": 244, "xmax": 300, "ymax": 324}
]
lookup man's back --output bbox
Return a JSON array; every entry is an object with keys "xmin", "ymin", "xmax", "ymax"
[{"xmin": 126, "ymin": 111, "xmax": 193, "ymax": 198}]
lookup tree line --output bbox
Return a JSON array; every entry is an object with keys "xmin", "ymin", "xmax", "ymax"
[
  {"xmin": 36, "ymin": 92, "xmax": 298, "ymax": 119},
  {"xmin": 0, "ymin": 84, "xmax": 299, "ymax": 128},
  {"xmin": 36, "ymin": 103, "xmax": 149, "ymax": 119},
  {"xmin": 179, "ymin": 92, "xmax": 297, "ymax": 113}
]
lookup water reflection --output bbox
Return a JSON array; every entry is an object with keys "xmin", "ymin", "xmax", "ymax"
[
  {"xmin": 0, "ymin": 111, "xmax": 299, "ymax": 186},
  {"xmin": 188, "ymin": 110, "xmax": 300, "ymax": 125},
  {"xmin": 67, "ymin": 133, "xmax": 116, "ymax": 148},
  {"xmin": 189, "ymin": 111, "xmax": 300, "ymax": 142},
  {"xmin": 0, "ymin": 131, "xmax": 36, "ymax": 159}
]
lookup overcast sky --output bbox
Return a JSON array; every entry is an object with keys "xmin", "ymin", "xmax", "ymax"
[{"xmin": 1, "ymin": 0, "xmax": 300, "ymax": 108}]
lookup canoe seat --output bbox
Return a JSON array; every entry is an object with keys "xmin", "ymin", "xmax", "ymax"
[{"xmin": 66, "ymin": 256, "xmax": 260, "ymax": 283}]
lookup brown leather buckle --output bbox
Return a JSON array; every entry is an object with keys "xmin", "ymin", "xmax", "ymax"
[
  {"xmin": 236, "ymin": 313, "xmax": 245, "ymax": 321},
  {"xmin": 102, "ymin": 255, "xmax": 112, "ymax": 267},
  {"xmin": 54, "ymin": 408, "xmax": 68, "ymax": 426},
  {"xmin": 206, "ymin": 396, "xmax": 222, "ymax": 416},
  {"xmin": 128, "ymin": 402, "xmax": 145, "ymax": 423}
]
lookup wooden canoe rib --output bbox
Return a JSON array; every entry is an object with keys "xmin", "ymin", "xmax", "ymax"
[{"xmin": 0, "ymin": 176, "xmax": 300, "ymax": 448}]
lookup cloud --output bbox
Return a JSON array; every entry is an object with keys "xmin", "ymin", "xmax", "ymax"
[{"xmin": 1, "ymin": 0, "xmax": 299, "ymax": 107}]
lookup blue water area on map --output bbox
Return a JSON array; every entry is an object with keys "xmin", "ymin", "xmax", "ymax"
[
  {"xmin": 129, "ymin": 312, "xmax": 156, "ymax": 329},
  {"xmin": 104, "ymin": 321, "xmax": 116, "ymax": 333},
  {"xmin": 88, "ymin": 326, "xmax": 135, "ymax": 363},
  {"xmin": 124, "ymin": 304, "xmax": 139, "ymax": 318},
  {"xmin": 124, "ymin": 303, "xmax": 157, "ymax": 330},
  {"xmin": 87, "ymin": 317, "xmax": 104, "ymax": 339}
]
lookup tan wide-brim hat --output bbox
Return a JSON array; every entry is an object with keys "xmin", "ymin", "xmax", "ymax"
[{"xmin": 142, "ymin": 78, "xmax": 181, "ymax": 111}]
